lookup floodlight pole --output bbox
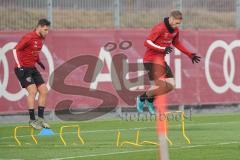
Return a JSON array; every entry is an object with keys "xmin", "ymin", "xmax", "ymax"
[
  {"xmin": 236, "ymin": 0, "xmax": 240, "ymax": 28},
  {"xmin": 114, "ymin": 0, "xmax": 120, "ymax": 29},
  {"xmin": 47, "ymin": 0, "xmax": 53, "ymax": 28},
  {"xmin": 175, "ymin": 0, "xmax": 183, "ymax": 29}
]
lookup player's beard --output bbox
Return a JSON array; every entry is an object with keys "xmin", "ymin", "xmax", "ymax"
[{"xmin": 39, "ymin": 32, "xmax": 46, "ymax": 38}]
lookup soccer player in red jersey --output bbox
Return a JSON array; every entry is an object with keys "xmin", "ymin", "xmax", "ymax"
[
  {"xmin": 136, "ymin": 10, "xmax": 201, "ymax": 114},
  {"xmin": 13, "ymin": 19, "xmax": 51, "ymax": 129}
]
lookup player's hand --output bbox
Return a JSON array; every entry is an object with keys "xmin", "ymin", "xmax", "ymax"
[
  {"xmin": 190, "ymin": 53, "xmax": 201, "ymax": 64},
  {"xmin": 37, "ymin": 61, "xmax": 45, "ymax": 70},
  {"xmin": 16, "ymin": 67, "xmax": 25, "ymax": 77},
  {"xmin": 164, "ymin": 46, "xmax": 173, "ymax": 54}
]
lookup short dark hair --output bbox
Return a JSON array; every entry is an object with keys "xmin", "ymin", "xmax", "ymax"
[
  {"xmin": 170, "ymin": 10, "xmax": 183, "ymax": 20},
  {"xmin": 37, "ymin": 18, "xmax": 51, "ymax": 27}
]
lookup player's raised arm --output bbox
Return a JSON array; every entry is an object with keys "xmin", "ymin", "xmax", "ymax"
[{"xmin": 172, "ymin": 32, "xmax": 201, "ymax": 63}]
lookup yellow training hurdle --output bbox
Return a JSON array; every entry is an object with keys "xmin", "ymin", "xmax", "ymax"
[
  {"xmin": 14, "ymin": 126, "xmax": 38, "ymax": 146},
  {"xmin": 59, "ymin": 125, "xmax": 85, "ymax": 146},
  {"xmin": 116, "ymin": 111, "xmax": 191, "ymax": 147}
]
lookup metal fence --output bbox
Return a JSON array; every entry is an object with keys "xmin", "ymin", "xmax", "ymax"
[{"xmin": 0, "ymin": 0, "xmax": 239, "ymax": 31}]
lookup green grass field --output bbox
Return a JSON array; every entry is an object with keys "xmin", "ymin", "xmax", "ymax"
[{"xmin": 0, "ymin": 112, "xmax": 240, "ymax": 160}]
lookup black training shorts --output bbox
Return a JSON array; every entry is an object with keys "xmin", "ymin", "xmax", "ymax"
[
  {"xmin": 14, "ymin": 67, "xmax": 45, "ymax": 88},
  {"xmin": 143, "ymin": 62, "xmax": 174, "ymax": 81}
]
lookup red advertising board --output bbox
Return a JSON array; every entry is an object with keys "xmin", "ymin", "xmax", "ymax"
[{"xmin": 0, "ymin": 29, "xmax": 239, "ymax": 113}]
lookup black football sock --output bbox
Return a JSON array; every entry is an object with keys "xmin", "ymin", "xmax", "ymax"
[
  {"xmin": 38, "ymin": 106, "xmax": 45, "ymax": 118},
  {"xmin": 147, "ymin": 97, "xmax": 154, "ymax": 103},
  {"xmin": 140, "ymin": 92, "xmax": 147, "ymax": 101},
  {"xmin": 29, "ymin": 109, "xmax": 35, "ymax": 120}
]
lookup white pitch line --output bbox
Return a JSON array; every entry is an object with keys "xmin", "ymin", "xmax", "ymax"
[
  {"xmin": 0, "ymin": 119, "xmax": 122, "ymax": 128},
  {"xmin": 0, "ymin": 126, "xmax": 154, "ymax": 140},
  {"xmin": 50, "ymin": 141, "xmax": 240, "ymax": 160},
  {"xmin": 50, "ymin": 148, "xmax": 157, "ymax": 160},
  {"xmin": 0, "ymin": 159, "xmax": 23, "ymax": 160},
  {"xmin": 0, "ymin": 120, "xmax": 239, "ymax": 141}
]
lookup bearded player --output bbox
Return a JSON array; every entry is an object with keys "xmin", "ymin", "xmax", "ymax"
[{"xmin": 13, "ymin": 19, "xmax": 51, "ymax": 129}]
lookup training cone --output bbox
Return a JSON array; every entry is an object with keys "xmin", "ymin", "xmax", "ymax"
[{"xmin": 39, "ymin": 128, "xmax": 55, "ymax": 136}]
